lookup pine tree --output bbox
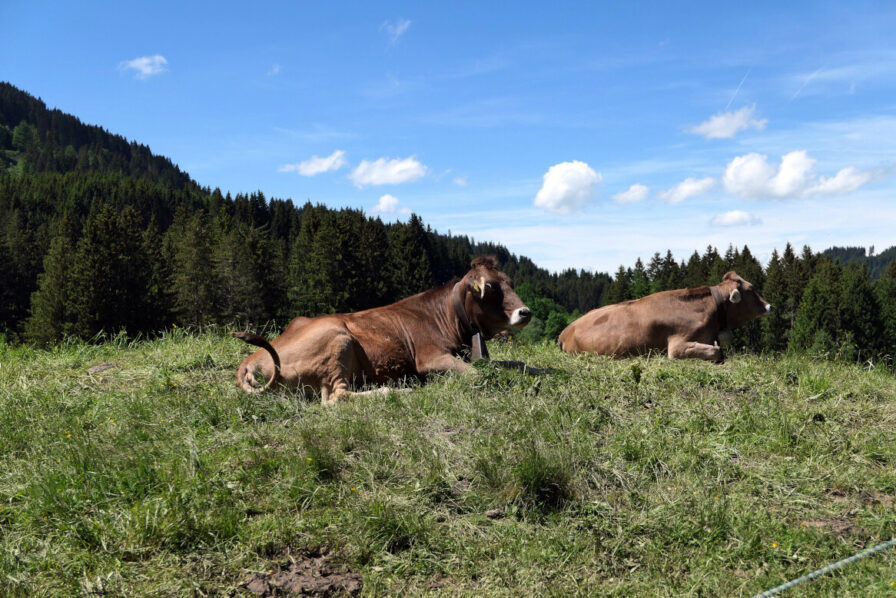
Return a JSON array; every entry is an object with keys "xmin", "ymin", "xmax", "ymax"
[
  {"xmin": 387, "ymin": 214, "xmax": 434, "ymax": 299},
  {"xmin": 169, "ymin": 212, "xmax": 220, "ymax": 327},
  {"xmin": 630, "ymin": 258, "xmax": 651, "ymax": 298},
  {"xmin": 25, "ymin": 220, "xmax": 77, "ymax": 343},
  {"xmin": 875, "ymin": 262, "xmax": 896, "ymax": 359},
  {"xmin": 606, "ymin": 266, "xmax": 631, "ymax": 305},
  {"xmin": 760, "ymin": 250, "xmax": 789, "ymax": 351},
  {"xmin": 838, "ymin": 263, "xmax": 881, "ymax": 360},
  {"xmin": 789, "ymin": 258, "xmax": 841, "ymax": 354},
  {"xmin": 140, "ymin": 215, "xmax": 172, "ymax": 333},
  {"xmin": 682, "ymin": 250, "xmax": 707, "ymax": 289},
  {"xmin": 66, "ymin": 205, "xmax": 149, "ymax": 338}
]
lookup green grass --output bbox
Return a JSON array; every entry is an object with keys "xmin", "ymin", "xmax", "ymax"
[{"xmin": 1, "ymin": 329, "xmax": 895, "ymax": 596}]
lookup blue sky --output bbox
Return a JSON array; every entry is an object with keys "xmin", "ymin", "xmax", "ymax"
[{"xmin": 2, "ymin": 1, "xmax": 895, "ymax": 274}]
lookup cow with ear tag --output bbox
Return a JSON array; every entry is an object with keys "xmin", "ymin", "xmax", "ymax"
[
  {"xmin": 559, "ymin": 271, "xmax": 771, "ymax": 362},
  {"xmin": 233, "ymin": 255, "xmax": 532, "ymax": 403}
]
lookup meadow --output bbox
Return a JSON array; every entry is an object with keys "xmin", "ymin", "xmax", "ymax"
[{"xmin": 1, "ymin": 329, "xmax": 895, "ymax": 596}]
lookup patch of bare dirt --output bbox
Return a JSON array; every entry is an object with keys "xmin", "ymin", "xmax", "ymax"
[
  {"xmin": 243, "ymin": 547, "xmax": 361, "ymax": 596},
  {"xmin": 803, "ymin": 518, "xmax": 868, "ymax": 538}
]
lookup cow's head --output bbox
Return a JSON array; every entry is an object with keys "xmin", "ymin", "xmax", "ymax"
[
  {"xmin": 463, "ymin": 256, "xmax": 531, "ymax": 338},
  {"xmin": 718, "ymin": 271, "xmax": 772, "ymax": 328}
]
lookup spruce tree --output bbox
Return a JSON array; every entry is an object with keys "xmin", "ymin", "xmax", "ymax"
[
  {"xmin": 875, "ymin": 262, "xmax": 896, "ymax": 359},
  {"xmin": 630, "ymin": 258, "xmax": 651, "ymax": 298},
  {"xmin": 25, "ymin": 220, "xmax": 77, "ymax": 343},
  {"xmin": 838, "ymin": 263, "xmax": 881, "ymax": 359},
  {"xmin": 67, "ymin": 205, "xmax": 149, "ymax": 338},
  {"xmin": 606, "ymin": 266, "xmax": 632, "ymax": 305},
  {"xmin": 169, "ymin": 212, "xmax": 220, "ymax": 327},
  {"xmin": 789, "ymin": 258, "xmax": 841, "ymax": 354},
  {"xmin": 682, "ymin": 250, "xmax": 707, "ymax": 289},
  {"xmin": 760, "ymin": 250, "xmax": 789, "ymax": 352},
  {"xmin": 387, "ymin": 214, "xmax": 434, "ymax": 299}
]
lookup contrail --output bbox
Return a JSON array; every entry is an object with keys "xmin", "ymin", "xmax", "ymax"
[
  {"xmin": 726, "ymin": 67, "xmax": 752, "ymax": 111},
  {"xmin": 791, "ymin": 68, "xmax": 822, "ymax": 101}
]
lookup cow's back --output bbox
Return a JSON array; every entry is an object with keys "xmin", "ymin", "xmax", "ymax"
[
  {"xmin": 559, "ymin": 289, "xmax": 715, "ymax": 357},
  {"xmin": 560, "ymin": 301, "xmax": 660, "ymax": 356}
]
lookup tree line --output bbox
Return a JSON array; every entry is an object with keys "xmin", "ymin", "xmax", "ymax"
[{"xmin": 2, "ymin": 81, "xmax": 895, "ymax": 362}]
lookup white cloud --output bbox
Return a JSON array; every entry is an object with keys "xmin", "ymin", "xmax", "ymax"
[
  {"xmin": 349, "ymin": 156, "xmax": 427, "ymax": 187},
  {"xmin": 533, "ymin": 160, "xmax": 602, "ymax": 214},
  {"xmin": 381, "ymin": 19, "xmax": 411, "ymax": 44},
  {"xmin": 372, "ymin": 194, "xmax": 411, "ymax": 215},
  {"xmin": 686, "ymin": 105, "xmax": 767, "ymax": 139},
  {"xmin": 710, "ymin": 210, "xmax": 762, "ymax": 227},
  {"xmin": 723, "ymin": 150, "xmax": 878, "ymax": 199},
  {"xmin": 809, "ymin": 166, "xmax": 875, "ymax": 195},
  {"xmin": 278, "ymin": 150, "xmax": 347, "ymax": 176},
  {"xmin": 612, "ymin": 183, "xmax": 649, "ymax": 204},
  {"xmin": 453, "ymin": 176, "xmax": 468, "ymax": 187},
  {"xmin": 119, "ymin": 55, "xmax": 168, "ymax": 79},
  {"xmin": 659, "ymin": 177, "xmax": 715, "ymax": 204},
  {"xmin": 268, "ymin": 63, "xmax": 280, "ymax": 76}
]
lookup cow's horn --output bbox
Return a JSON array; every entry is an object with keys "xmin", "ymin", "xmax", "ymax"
[
  {"xmin": 479, "ymin": 276, "xmax": 486, "ymax": 299},
  {"xmin": 729, "ymin": 288, "xmax": 741, "ymax": 304}
]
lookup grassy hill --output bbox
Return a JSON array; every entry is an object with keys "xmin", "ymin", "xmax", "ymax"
[{"xmin": 1, "ymin": 333, "xmax": 895, "ymax": 596}]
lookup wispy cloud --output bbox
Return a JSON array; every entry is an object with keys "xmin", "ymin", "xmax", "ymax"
[
  {"xmin": 725, "ymin": 68, "xmax": 752, "ymax": 110},
  {"xmin": 267, "ymin": 63, "xmax": 280, "ymax": 76},
  {"xmin": 612, "ymin": 183, "xmax": 649, "ymax": 204},
  {"xmin": 533, "ymin": 160, "xmax": 602, "ymax": 214},
  {"xmin": 722, "ymin": 150, "xmax": 880, "ymax": 198},
  {"xmin": 372, "ymin": 194, "xmax": 412, "ymax": 215},
  {"xmin": 687, "ymin": 105, "xmax": 767, "ymax": 139},
  {"xmin": 453, "ymin": 176, "xmax": 468, "ymax": 187},
  {"xmin": 349, "ymin": 156, "xmax": 427, "ymax": 187},
  {"xmin": 119, "ymin": 55, "xmax": 168, "ymax": 79},
  {"xmin": 710, "ymin": 210, "xmax": 762, "ymax": 227},
  {"xmin": 659, "ymin": 177, "xmax": 715, "ymax": 204},
  {"xmin": 381, "ymin": 19, "xmax": 411, "ymax": 44},
  {"xmin": 278, "ymin": 150, "xmax": 347, "ymax": 176}
]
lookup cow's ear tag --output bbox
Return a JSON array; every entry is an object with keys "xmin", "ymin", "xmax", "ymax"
[
  {"xmin": 729, "ymin": 288, "xmax": 742, "ymax": 304},
  {"xmin": 473, "ymin": 283, "xmax": 480, "ymax": 294}
]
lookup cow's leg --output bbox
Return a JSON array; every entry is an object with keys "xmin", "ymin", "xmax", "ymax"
[
  {"xmin": 416, "ymin": 353, "xmax": 473, "ymax": 375},
  {"xmin": 667, "ymin": 337, "xmax": 722, "ymax": 362}
]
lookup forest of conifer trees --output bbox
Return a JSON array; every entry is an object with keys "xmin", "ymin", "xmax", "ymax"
[{"xmin": 2, "ymin": 81, "xmax": 896, "ymax": 362}]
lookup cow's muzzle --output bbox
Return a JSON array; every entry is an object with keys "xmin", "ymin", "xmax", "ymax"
[{"xmin": 510, "ymin": 307, "xmax": 532, "ymax": 327}]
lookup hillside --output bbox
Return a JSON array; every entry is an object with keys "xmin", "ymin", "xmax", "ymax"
[
  {"xmin": 1, "ymin": 332, "xmax": 894, "ymax": 595},
  {"xmin": 0, "ymin": 82, "xmax": 196, "ymax": 189},
  {"xmin": 2, "ymin": 81, "xmax": 896, "ymax": 363},
  {"xmin": 0, "ymin": 82, "xmax": 611, "ymax": 342},
  {"xmin": 823, "ymin": 246, "xmax": 896, "ymax": 280}
]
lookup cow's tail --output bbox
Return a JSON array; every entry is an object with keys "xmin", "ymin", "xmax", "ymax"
[{"xmin": 232, "ymin": 331, "xmax": 281, "ymax": 393}]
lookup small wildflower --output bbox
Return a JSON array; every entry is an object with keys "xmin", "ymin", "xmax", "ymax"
[
  {"xmin": 714, "ymin": 496, "xmax": 719, "ymax": 500},
  {"xmin": 351, "ymin": 487, "xmax": 356, "ymax": 491},
  {"xmin": 66, "ymin": 433, "xmax": 71, "ymax": 438},
  {"xmin": 772, "ymin": 542, "xmax": 778, "ymax": 548},
  {"xmin": 307, "ymin": 457, "xmax": 312, "ymax": 462}
]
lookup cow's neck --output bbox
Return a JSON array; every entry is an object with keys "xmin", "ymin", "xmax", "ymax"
[
  {"xmin": 709, "ymin": 285, "xmax": 729, "ymax": 331},
  {"xmin": 450, "ymin": 282, "xmax": 485, "ymax": 357}
]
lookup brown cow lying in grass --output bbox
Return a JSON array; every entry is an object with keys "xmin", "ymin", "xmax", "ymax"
[
  {"xmin": 559, "ymin": 271, "xmax": 771, "ymax": 362},
  {"xmin": 233, "ymin": 256, "xmax": 532, "ymax": 402}
]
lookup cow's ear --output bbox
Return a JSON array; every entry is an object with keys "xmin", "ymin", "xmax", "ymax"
[
  {"xmin": 723, "ymin": 271, "xmax": 736, "ymax": 282},
  {"xmin": 729, "ymin": 288, "xmax": 742, "ymax": 304}
]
